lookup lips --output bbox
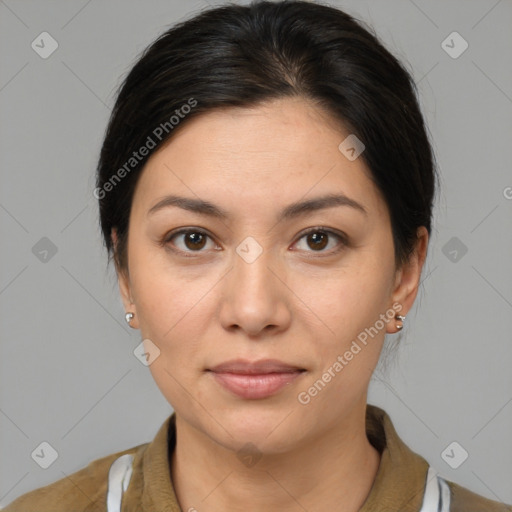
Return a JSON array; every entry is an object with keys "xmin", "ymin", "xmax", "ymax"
[
  {"xmin": 207, "ymin": 359, "xmax": 306, "ymax": 399},
  {"xmin": 209, "ymin": 358, "xmax": 305, "ymax": 374}
]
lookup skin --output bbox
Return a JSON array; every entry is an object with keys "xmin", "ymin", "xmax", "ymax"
[{"xmin": 113, "ymin": 96, "xmax": 429, "ymax": 512}]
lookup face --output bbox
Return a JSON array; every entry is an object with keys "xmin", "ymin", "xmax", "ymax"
[{"xmin": 115, "ymin": 97, "xmax": 427, "ymax": 453}]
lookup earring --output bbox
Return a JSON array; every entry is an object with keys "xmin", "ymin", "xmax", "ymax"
[
  {"xmin": 125, "ymin": 312, "xmax": 135, "ymax": 326},
  {"xmin": 395, "ymin": 314, "xmax": 405, "ymax": 331}
]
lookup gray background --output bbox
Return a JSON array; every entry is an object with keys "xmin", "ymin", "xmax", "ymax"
[{"xmin": 1, "ymin": 0, "xmax": 511, "ymax": 507}]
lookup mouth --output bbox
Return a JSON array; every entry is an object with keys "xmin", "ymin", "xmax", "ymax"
[{"xmin": 207, "ymin": 359, "xmax": 306, "ymax": 400}]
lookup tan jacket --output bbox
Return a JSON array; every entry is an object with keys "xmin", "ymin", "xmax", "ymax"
[{"xmin": 2, "ymin": 405, "xmax": 511, "ymax": 511}]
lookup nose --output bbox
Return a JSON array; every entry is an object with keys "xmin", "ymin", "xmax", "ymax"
[{"xmin": 218, "ymin": 241, "xmax": 292, "ymax": 338}]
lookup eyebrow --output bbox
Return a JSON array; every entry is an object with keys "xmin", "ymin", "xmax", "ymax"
[{"xmin": 147, "ymin": 193, "xmax": 367, "ymax": 221}]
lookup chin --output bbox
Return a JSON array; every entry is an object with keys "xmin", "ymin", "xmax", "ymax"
[{"xmin": 203, "ymin": 400, "xmax": 305, "ymax": 453}]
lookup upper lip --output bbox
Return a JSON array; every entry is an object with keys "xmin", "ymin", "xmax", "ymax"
[{"xmin": 208, "ymin": 359, "xmax": 305, "ymax": 374}]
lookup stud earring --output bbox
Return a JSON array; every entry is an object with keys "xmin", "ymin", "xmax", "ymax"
[
  {"xmin": 395, "ymin": 314, "xmax": 405, "ymax": 331},
  {"xmin": 125, "ymin": 312, "xmax": 135, "ymax": 326}
]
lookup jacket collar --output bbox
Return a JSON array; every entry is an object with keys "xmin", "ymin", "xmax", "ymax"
[{"xmin": 361, "ymin": 405, "xmax": 429, "ymax": 511}]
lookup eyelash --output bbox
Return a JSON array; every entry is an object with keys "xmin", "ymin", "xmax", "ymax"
[{"xmin": 161, "ymin": 227, "xmax": 348, "ymax": 258}]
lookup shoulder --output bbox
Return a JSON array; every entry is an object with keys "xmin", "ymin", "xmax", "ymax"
[
  {"xmin": 365, "ymin": 405, "xmax": 512, "ymax": 511},
  {"xmin": 445, "ymin": 479, "xmax": 512, "ymax": 512},
  {"xmin": 0, "ymin": 442, "xmax": 148, "ymax": 512}
]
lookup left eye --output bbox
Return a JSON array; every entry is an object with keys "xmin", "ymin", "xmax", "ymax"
[
  {"xmin": 166, "ymin": 229, "xmax": 217, "ymax": 253},
  {"xmin": 293, "ymin": 228, "xmax": 346, "ymax": 254}
]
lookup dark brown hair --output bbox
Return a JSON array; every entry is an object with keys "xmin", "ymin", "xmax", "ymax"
[{"xmin": 96, "ymin": 0, "xmax": 437, "ymax": 273}]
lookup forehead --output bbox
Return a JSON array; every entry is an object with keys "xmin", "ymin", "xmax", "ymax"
[{"xmin": 131, "ymin": 97, "xmax": 388, "ymax": 222}]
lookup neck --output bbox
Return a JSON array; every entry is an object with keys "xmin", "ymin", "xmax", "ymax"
[{"xmin": 170, "ymin": 405, "xmax": 381, "ymax": 512}]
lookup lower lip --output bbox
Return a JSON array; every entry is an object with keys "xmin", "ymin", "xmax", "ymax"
[{"xmin": 210, "ymin": 371, "xmax": 304, "ymax": 399}]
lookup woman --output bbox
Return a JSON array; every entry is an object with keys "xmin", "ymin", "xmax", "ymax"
[{"xmin": 3, "ymin": 1, "xmax": 510, "ymax": 511}]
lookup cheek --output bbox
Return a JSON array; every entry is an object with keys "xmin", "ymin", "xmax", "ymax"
[
  {"xmin": 132, "ymin": 268, "xmax": 216, "ymax": 407},
  {"xmin": 130, "ymin": 248, "xmax": 201, "ymax": 350},
  {"xmin": 297, "ymin": 258, "xmax": 394, "ymax": 394},
  {"xmin": 295, "ymin": 276, "xmax": 389, "ymax": 411},
  {"xmin": 308, "ymin": 262, "xmax": 392, "ymax": 336},
  {"xmin": 129, "ymin": 246, "xmax": 223, "ymax": 367},
  {"xmin": 135, "ymin": 274, "xmax": 206, "ymax": 348}
]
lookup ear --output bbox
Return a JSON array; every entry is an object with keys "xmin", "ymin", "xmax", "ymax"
[
  {"xmin": 386, "ymin": 226, "xmax": 429, "ymax": 333},
  {"xmin": 111, "ymin": 228, "xmax": 139, "ymax": 329}
]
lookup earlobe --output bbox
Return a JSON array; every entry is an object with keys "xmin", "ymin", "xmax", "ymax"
[
  {"xmin": 118, "ymin": 272, "xmax": 140, "ymax": 330},
  {"xmin": 111, "ymin": 228, "xmax": 139, "ymax": 329},
  {"xmin": 387, "ymin": 226, "xmax": 429, "ymax": 334}
]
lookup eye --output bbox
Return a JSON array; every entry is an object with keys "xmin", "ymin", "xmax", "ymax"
[
  {"xmin": 292, "ymin": 227, "xmax": 347, "ymax": 255},
  {"xmin": 163, "ymin": 228, "xmax": 218, "ymax": 255}
]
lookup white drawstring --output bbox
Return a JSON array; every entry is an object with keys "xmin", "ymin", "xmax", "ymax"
[
  {"xmin": 439, "ymin": 475, "xmax": 451, "ymax": 511},
  {"xmin": 106, "ymin": 454, "xmax": 134, "ymax": 512},
  {"xmin": 419, "ymin": 466, "xmax": 451, "ymax": 512}
]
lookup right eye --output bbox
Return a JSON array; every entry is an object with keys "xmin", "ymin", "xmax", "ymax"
[{"xmin": 162, "ymin": 228, "xmax": 220, "ymax": 256}]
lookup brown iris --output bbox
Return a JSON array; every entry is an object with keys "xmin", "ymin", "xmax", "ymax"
[
  {"xmin": 306, "ymin": 231, "xmax": 328, "ymax": 251},
  {"xmin": 184, "ymin": 232, "xmax": 207, "ymax": 250}
]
